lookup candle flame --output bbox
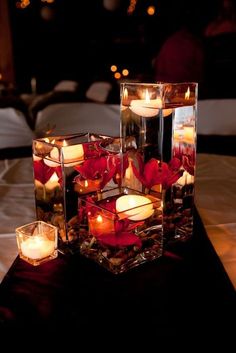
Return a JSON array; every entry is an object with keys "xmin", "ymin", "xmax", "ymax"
[
  {"xmin": 97, "ymin": 215, "xmax": 103, "ymax": 223},
  {"xmin": 123, "ymin": 87, "xmax": 128, "ymax": 100},
  {"xmin": 62, "ymin": 140, "xmax": 68, "ymax": 147},
  {"xmin": 84, "ymin": 180, "xmax": 88, "ymax": 187},
  {"xmin": 145, "ymin": 89, "xmax": 150, "ymax": 103},
  {"xmin": 49, "ymin": 172, "xmax": 59, "ymax": 182},
  {"xmin": 185, "ymin": 87, "xmax": 190, "ymax": 100}
]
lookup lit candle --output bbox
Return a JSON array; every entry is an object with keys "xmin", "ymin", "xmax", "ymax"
[
  {"xmin": 74, "ymin": 178, "xmax": 101, "ymax": 194},
  {"xmin": 130, "ymin": 89, "xmax": 161, "ymax": 117},
  {"xmin": 183, "ymin": 126, "xmax": 195, "ymax": 144},
  {"xmin": 177, "ymin": 171, "xmax": 194, "ymax": 186},
  {"xmin": 116, "ymin": 194, "xmax": 154, "ymax": 221},
  {"xmin": 121, "ymin": 87, "xmax": 129, "ymax": 111},
  {"xmin": 88, "ymin": 214, "xmax": 115, "ymax": 237},
  {"xmin": 44, "ymin": 172, "xmax": 60, "ymax": 191},
  {"xmin": 129, "ymin": 89, "xmax": 172, "ymax": 118},
  {"xmin": 50, "ymin": 140, "xmax": 84, "ymax": 165},
  {"xmin": 21, "ymin": 235, "xmax": 55, "ymax": 260}
]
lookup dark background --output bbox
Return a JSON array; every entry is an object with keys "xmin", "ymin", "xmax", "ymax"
[{"xmin": 8, "ymin": 0, "xmax": 217, "ymax": 94}]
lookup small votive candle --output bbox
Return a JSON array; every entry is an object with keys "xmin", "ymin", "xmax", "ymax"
[
  {"xmin": 88, "ymin": 214, "xmax": 115, "ymax": 237},
  {"xmin": 16, "ymin": 221, "xmax": 58, "ymax": 266},
  {"xmin": 74, "ymin": 178, "xmax": 101, "ymax": 194}
]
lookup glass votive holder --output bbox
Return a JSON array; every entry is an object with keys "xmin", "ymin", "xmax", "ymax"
[
  {"xmin": 78, "ymin": 187, "xmax": 163, "ymax": 274},
  {"xmin": 15, "ymin": 221, "xmax": 58, "ymax": 266}
]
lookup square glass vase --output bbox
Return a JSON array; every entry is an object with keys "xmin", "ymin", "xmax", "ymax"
[
  {"xmin": 33, "ymin": 133, "xmax": 120, "ymax": 252},
  {"xmin": 15, "ymin": 221, "xmax": 58, "ymax": 266},
  {"xmin": 78, "ymin": 187, "xmax": 163, "ymax": 274},
  {"xmin": 120, "ymin": 82, "xmax": 197, "ymax": 244}
]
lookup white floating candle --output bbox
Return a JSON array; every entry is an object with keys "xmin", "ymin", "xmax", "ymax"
[
  {"xmin": 116, "ymin": 194, "xmax": 154, "ymax": 221},
  {"xmin": 50, "ymin": 140, "xmax": 84, "ymax": 166},
  {"xmin": 130, "ymin": 89, "xmax": 161, "ymax": 117}
]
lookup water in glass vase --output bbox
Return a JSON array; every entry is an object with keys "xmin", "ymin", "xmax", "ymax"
[{"xmin": 120, "ymin": 82, "xmax": 197, "ymax": 244}]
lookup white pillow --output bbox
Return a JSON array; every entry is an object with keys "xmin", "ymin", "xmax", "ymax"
[
  {"xmin": 53, "ymin": 80, "xmax": 78, "ymax": 92},
  {"xmin": 0, "ymin": 108, "xmax": 34, "ymax": 148},
  {"xmin": 35, "ymin": 102, "xmax": 120, "ymax": 137},
  {"xmin": 86, "ymin": 81, "xmax": 112, "ymax": 103},
  {"xmin": 198, "ymin": 99, "xmax": 236, "ymax": 135}
]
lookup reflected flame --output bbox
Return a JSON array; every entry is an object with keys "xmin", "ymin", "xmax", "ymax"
[
  {"xmin": 185, "ymin": 87, "xmax": 190, "ymax": 100},
  {"xmin": 97, "ymin": 215, "xmax": 103, "ymax": 223},
  {"xmin": 49, "ymin": 172, "xmax": 59, "ymax": 182},
  {"xmin": 145, "ymin": 89, "xmax": 150, "ymax": 103},
  {"xmin": 123, "ymin": 88, "xmax": 128, "ymax": 100}
]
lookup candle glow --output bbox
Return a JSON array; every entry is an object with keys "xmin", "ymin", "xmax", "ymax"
[
  {"xmin": 116, "ymin": 194, "xmax": 154, "ymax": 221},
  {"xmin": 49, "ymin": 140, "xmax": 84, "ymax": 166},
  {"xmin": 88, "ymin": 213, "xmax": 115, "ymax": 237},
  {"xmin": 21, "ymin": 235, "xmax": 55, "ymax": 260}
]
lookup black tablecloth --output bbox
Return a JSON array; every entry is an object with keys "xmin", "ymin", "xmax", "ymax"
[{"xmin": 0, "ymin": 210, "xmax": 235, "ymax": 346}]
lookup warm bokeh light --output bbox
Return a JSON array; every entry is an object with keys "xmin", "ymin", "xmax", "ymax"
[
  {"xmin": 122, "ymin": 69, "xmax": 129, "ymax": 76},
  {"xmin": 114, "ymin": 72, "xmax": 121, "ymax": 79},
  {"xmin": 110, "ymin": 65, "xmax": 117, "ymax": 72},
  {"xmin": 0, "ymin": 73, "xmax": 2, "ymax": 80},
  {"xmin": 41, "ymin": 0, "xmax": 55, "ymax": 3},
  {"xmin": 127, "ymin": 0, "xmax": 137, "ymax": 15},
  {"xmin": 147, "ymin": 6, "xmax": 155, "ymax": 16},
  {"xmin": 16, "ymin": 0, "xmax": 30, "ymax": 9}
]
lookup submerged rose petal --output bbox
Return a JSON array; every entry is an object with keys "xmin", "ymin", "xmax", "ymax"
[
  {"xmin": 83, "ymin": 141, "xmax": 108, "ymax": 159},
  {"xmin": 97, "ymin": 231, "xmax": 142, "ymax": 248},
  {"xmin": 182, "ymin": 155, "xmax": 195, "ymax": 176},
  {"xmin": 33, "ymin": 160, "xmax": 62, "ymax": 185},
  {"xmin": 132, "ymin": 157, "xmax": 182, "ymax": 190},
  {"xmin": 74, "ymin": 157, "xmax": 107, "ymax": 179}
]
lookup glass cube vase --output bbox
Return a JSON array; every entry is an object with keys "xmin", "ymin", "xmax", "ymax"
[
  {"xmin": 120, "ymin": 82, "xmax": 197, "ymax": 244},
  {"xmin": 33, "ymin": 133, "xmax": 120, "ymax": 252},
  {"xmin": 16, "ymin": 221, "xmax": 58, "ymax": 266},
  {"xmin": 78, "ymin": 187, "xmax": 163, "ymax": 274}
]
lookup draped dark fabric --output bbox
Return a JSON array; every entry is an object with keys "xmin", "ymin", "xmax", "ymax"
[{"xmin": 0, "ymin": 209, "xmax": 235, "ymax": 345}]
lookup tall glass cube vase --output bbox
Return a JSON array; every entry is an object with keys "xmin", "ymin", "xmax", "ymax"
[
  {"xmin": 120, "ymin": 82, "xmax": 197, "ymax": 243},
  {"xmin": 32, "ymin": 133, "xmax": 119, "ymax": 252}
]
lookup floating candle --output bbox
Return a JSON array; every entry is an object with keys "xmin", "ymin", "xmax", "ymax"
[
  {"xmin": 116, "ymin": 194, "xmax": 154, "ymax": 221},
  {"xmin": 88, "ymin": 214, "xmax": 115, "ymax": 237},
  {"xmin": 50, "ymin": 140, "xmax": 84, "ymax": 166}
]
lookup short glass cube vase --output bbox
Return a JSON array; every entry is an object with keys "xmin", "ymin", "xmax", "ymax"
[
  {"xmin": 16, "ymin": 221, "xmax": 58, "ymax": 266},
  {"xmin": 32, "ymin": 133, "xmax": 120, "ymax": 252},
  {"xmin": 120, "ymin": 82, "xmax": 197, "ymax": 243},
  {"xmin": 78, "ymin": 187, "xmax": 163, "ymax": 274}
]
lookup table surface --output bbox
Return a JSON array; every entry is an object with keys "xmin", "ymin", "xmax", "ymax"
[
  {"xmin": 1, "ymin": 154, "xmax": 236, "ymax": 291},
  {"xmin": 0, "ymin": 209, "xmax": 235, "ymax": 343}
]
